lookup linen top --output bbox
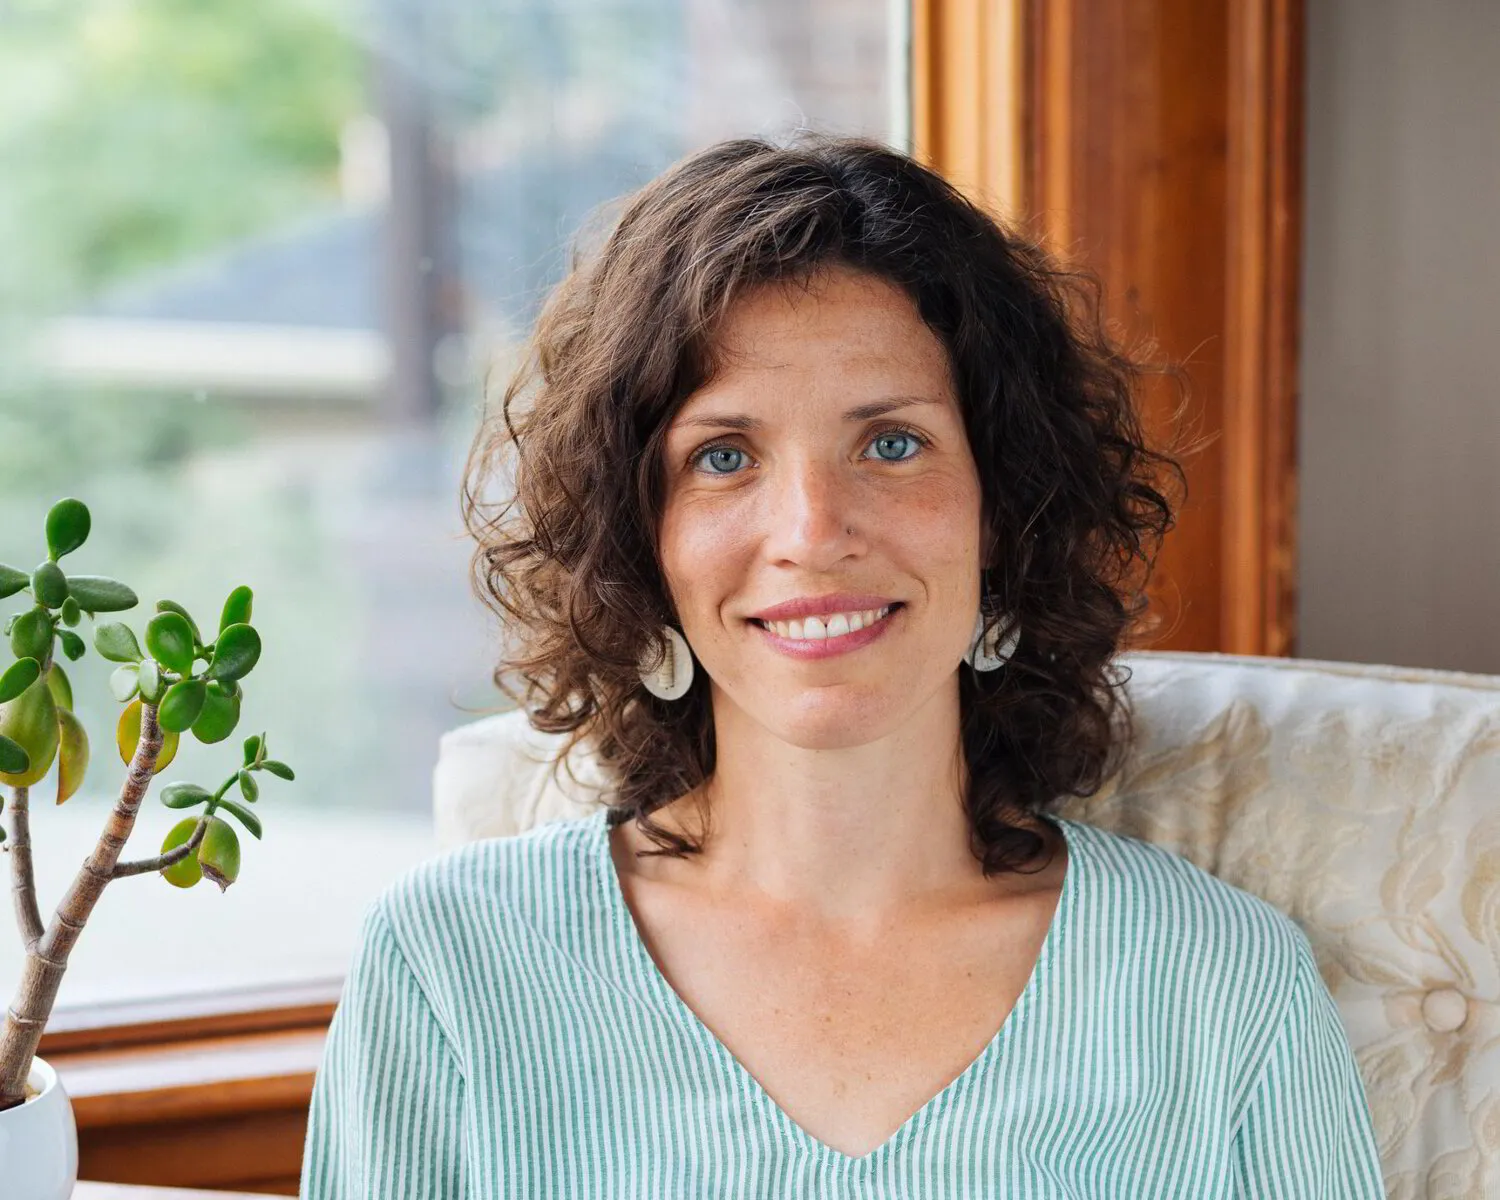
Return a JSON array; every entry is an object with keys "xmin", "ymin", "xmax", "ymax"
[{"xmin": 298, "ymin": 806, "xmax": 1387, "ymax": 1199}]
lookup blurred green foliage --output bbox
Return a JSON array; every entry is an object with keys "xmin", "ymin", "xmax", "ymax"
[
  {"xmin": 0, "ymin": 1, "xmax": 379, "ymax": 812},
  {"xmin": 0, "ymin": 0, "xmax": 364, "ymax": 499},
  {"xmin": 0, "ymin": 0, "xmax": 363, "ymax": 305}
]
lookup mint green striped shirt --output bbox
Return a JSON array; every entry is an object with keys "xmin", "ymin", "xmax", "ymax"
[{"xmin": 299, "ymin": 806, "xmax": 1387, "ymax": 1197}]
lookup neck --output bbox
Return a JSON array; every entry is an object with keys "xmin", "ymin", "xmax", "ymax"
[{"xmin": 635, "ymin": 676, "xmax": 1011, "ymax": 928}]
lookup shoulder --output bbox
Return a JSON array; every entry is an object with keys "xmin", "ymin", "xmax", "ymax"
[
  {"xmin": 1064, "ymin": 816, "xmax": 1307, "ymax": 955},
  {"xmin": 1060, "ymin": 816, "xmax": 1311, "ymax": 1029},
  {"xmin": 380, "ymin": 807, "xmax": 601, "ymax": 927},
  {"xmin": 356, "ymin": 809, "xmax": 604, "ymax": 992}
]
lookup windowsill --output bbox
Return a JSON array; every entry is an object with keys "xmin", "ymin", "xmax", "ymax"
[
  {"xmin": 4, "ymin": 806, "xmax": 437, "ymax": 1016},
  {"xmin": 51, "ymin": 1025, "xmax": 326, "ymax": 1126},
  {"xmin": 7, "ymin": 805, "xmax": 434, "ymax": 1187},
  {"xmin": 75, "ymin": 1184, "xmax": 281, "ymax": 1198},
  {"xmin": 39, "ymin": 979, "xmax": 340, "ymax": 1128},
  {"xmin": 40, "ymin": 978, "xmax": 342, "ymax": 1053}
]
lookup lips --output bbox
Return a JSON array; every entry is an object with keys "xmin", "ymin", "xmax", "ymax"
[
  {"xmin": 748, "ymin": 593, "xmax": 903, "ymax": 623},
  {"xmin": 749, "ymin": 602, "xmax": 904, "ymax": 660},
  {"xmin": 752, "ymin": 604, "xmax": 897, "ymax": 640}
]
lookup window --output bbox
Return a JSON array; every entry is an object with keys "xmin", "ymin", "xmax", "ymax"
[{"xmin": 1, "ymin": 0, "xmax": 905, "ymax": 1016}]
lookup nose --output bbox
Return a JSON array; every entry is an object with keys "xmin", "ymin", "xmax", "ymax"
[{"xmin": 760, "ymin": 455, "xmax": 864, "ymax": 570}]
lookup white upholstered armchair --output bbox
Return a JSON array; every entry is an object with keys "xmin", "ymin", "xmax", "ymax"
[{"xmin": 431, "ymin": 650, "xmax": 1500, "ymax": 1199}]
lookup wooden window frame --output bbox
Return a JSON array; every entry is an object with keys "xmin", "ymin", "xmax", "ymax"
[
  {"xmin": 912, "ymin": 0, "xmax": 1305, "ymax": 656},
  {"xmin": 910, "ymin": 0, "xmax": 1028, "ymax": 217},
  {"xmin": 37, "ymin": 982, "xmax": 339, "ymax": 1192}
]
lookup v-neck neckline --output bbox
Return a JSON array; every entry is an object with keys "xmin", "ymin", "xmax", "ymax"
[{"xmin": 589, "ymin": 805, "xmax": 1084, "ymax": 1170}]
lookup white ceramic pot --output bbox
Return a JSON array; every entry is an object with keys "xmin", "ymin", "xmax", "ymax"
[{"xmin": 0, "ymin": 1054, "xmax": 79, "ymax": 1200}]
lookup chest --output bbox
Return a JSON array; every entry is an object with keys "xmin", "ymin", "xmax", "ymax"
[{"xmin": 620, "ymin": 879, "xmax": 1063, "ymax": 1159}]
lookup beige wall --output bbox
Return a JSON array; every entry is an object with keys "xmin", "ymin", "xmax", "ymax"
[{"xmin": 1298, "ymin": 0, "xmax": 1500, "ymax": 673}]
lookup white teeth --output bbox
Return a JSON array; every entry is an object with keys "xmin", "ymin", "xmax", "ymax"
[{"xmin": 764, "ymin": 605, "xmax": 893, "ymax": 641}]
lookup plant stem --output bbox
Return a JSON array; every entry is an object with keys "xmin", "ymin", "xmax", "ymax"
[
  {"xmin": 5, "ymin": 641, "xmax": 53, "ymax": 955},
  {"xmin": 110, "ymin": 767, "xmax": 241, "ymax": 878},
  {"xmin": 110, "ymin": 816, "xmax": 207, "ymax": 878},
  {"xmin": 6, "ymin": 783, "xmax": 46, "ymax": 951},
  {"xmin": 0, "ymin": 699, "xmax": 166, "ymax": 1113}
]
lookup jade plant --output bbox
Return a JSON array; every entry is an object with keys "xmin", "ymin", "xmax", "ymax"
[{"xmin": 0, "ymin": 498, "xmax": 293, "ymax": 1114}]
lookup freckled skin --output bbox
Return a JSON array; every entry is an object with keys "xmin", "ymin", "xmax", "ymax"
[{"xmin": 659, "ymin": 263, "xmax": 988, "ymax": 751}]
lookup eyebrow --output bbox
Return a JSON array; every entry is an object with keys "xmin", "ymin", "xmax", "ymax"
[{"xmin": 671, "ymin": 394, "xmax": 947, "ymax": 432}]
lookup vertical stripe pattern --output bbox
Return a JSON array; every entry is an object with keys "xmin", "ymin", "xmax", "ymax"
[
  {"xmin": 299, "ymin": 807, "xmax": 1388, "ymax": 1198},
  {"xmin": 1230, "ymin": 934, "xmax": 1390, "ymax": 1197},
  {"xmin": 302, "ymin": 901, "xmax": 467, "ymax": 1198}
]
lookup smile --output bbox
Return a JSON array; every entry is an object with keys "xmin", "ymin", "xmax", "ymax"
[
  {"xmin": 756, "ymin": 605, "xmax": 894, "ymax": 640},
  {"xmin": 748, "ymin": 603, "xmax": 903, "ymax": 659}
]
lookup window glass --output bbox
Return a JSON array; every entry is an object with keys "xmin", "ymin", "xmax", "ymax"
[{"xmin": 0, "ymin": 0, "xmax": 904, "ymax": 1008}]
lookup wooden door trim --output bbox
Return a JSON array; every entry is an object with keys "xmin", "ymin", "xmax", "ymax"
[
  {"xmin": 1224, "ymin": 0, "xmax": 1305, "ymax": 656},
  {"xmin": 910, "ymin": 0, "xmax": 1027, "ymax": 219}
]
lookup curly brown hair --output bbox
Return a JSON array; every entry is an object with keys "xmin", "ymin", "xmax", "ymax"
[{"xmin": 461, "ymin": 131, "xmax": 1190, "ymax": 877}]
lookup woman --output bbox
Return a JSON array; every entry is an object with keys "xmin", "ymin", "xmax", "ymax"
[{"xmin": 300, "ymin": 134, "xmax": 1385, "ymax": 1197}]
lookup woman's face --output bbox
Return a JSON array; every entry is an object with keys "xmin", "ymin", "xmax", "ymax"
[{"xmin": 658, "ymin": 263, "xmax": 986, "ymax": 748}]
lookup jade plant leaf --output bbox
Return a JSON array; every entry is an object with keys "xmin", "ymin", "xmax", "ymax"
[
  {"xmin": 31, "ymin": 561, "xmax": 68, "ymax": 609},
  {"xmin": 190, "ymin": 682, "xmax": 240, "ymax": 744},
  {"xmin": 10, "ymin": 608, "xmax": 51, "ymax": 661},
  {"xmin": 0, "ymin": 677, "xmax": 59, "ymax": 788},
  {"xmin": 0, "ymin": 733, "xmax": 29, "ymax": 775},
  {"xmin": 0, "ymin": 564, "xmax": 29, "ymax": 600},
  {"xmin": 66, "ymin": 575, "xmax": 138, "ymax": 613},
  {"xmin": 145, "ymin": 612, "xmax": 196, "ymax": 675},
  {"xmin": 56, "ymin": 708, "xmax": 89, "ymax": 804},
  {"xmin": 95, "ymin": 621, "xmax": 143, "ymax": 664},
  {"xmin": 108, "ymin": 664, "xmax": 141, "ymax": 703},
  {"xmin": 205, "ymin": 623, "xmax": 260, "ymax": 683},
  {"xmin": 0, "ymin": 658, "xmax": 41, "ymax": 704},
  {"xmin": 45, "ymin": 663, "xmax": 73, "ymax": 712},
  {"xmin": 220, "ymin": 585, "xmax": 253, "ymax": 633},
  {"xmin": 45, "ymin": 498, "xmax": 91, "ymax": 560},
  {"xmin": 158, "ymin": 679, "xmax": 207, "ymax": 733},
  {"xmin": 159, "ymin": 818, "xmax": 203, "ymax": 889},
  {"xmin": 197, "ymin": 817, "xmax": 241, "ymax": 891},
  {"xmin": 215, "ymin": 797, "xmax": 262, "ymax": 840},
  {"xmin": 136, "ymin": 658, "xmax": 163, "ymax": 704},
  {"xmin": 58, "ymin": 629, "xmax": 85, "ymax": 661},
  {"xmin": 155, "ymin": 600, "xmax": 202, "ymax": 647},
  {"xmin": 161, "ymin": 782, "xmax": 215, "ymax": 809}
]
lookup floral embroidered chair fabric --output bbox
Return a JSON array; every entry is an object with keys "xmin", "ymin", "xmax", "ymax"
[{"xmin": 431, "ymin": 650, "xmax": 1500, "ymax": 1198}]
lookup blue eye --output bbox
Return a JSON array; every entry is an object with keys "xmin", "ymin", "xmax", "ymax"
[
  {"xmin": 695, "ymin": 446, "xmax": 746, "ymax": 474},
  {"xmin": 866, "ymin": 431, "xmax": 922, "ymax": 461},
  {"xmin": 688, "ymin": 427, "xmax": 928, "ymax": 475}
]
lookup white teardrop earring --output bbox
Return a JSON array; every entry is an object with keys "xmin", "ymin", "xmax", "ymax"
[
  {"xmin": 968, "ymin": 575, "xmax": 1019, "ymax": 672},
  {"xmin": 969, "ymin": 610, "xmax": 1019, "ymax": 671},
  {"xmin": 639, "ymin": 624, "xmax": 694, "ymax": 700}
]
